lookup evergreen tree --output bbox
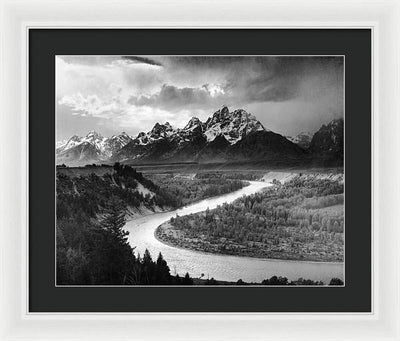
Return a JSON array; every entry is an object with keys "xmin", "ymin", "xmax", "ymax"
[
  {"xmin": 182, "ymin": 272, "xmax": 194, "ymax": 285},
  {"xmin": 329, "ymin": 278, "xmax": 344, "ymax": 285},
  {"xmin": 156, "ymin": 252, "xmax": 171, "ymax": 284},
  {"xmin": 96, "ymin": 196, "xmax": 134, "ymax": 284},
  {"xmin": 101, "ymin": 197, "xmax": 128, "ymax": 240}
]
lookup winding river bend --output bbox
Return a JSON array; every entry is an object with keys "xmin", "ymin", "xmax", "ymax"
[{"xmin": 124, "ymin": 181, "xmax": 344, "ymax": 283}]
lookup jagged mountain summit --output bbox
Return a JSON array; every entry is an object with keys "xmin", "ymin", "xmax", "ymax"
[
  {"xmin": 56, "ymin": 131, "xmax": 133, "ymax": 165},
  {"xmin": 286, "ymin": 132, "xmax": 313, "ymax": 150},
  {"xmin": 57, "ymin": 106, "xmax": 343, "ymax": 166},
  {"xmin": 203, "ymin": 105, "xmax": 266, "ymax": 144},
  {"xmin": 113, "ymin": 105, "xmax": 302, "ymax": 164}
]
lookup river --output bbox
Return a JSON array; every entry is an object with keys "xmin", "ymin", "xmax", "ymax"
[{"xmin": 124, "ymin": 181, "xmax": 344, "ymax": 284}]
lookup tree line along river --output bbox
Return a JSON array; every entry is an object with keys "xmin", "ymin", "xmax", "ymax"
[{"xmin": 124, "ymin": 181, "xmax": 344, "ymax": 284}]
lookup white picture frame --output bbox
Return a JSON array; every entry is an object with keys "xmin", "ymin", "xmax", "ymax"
[{"xmin": 0, "ymin": 0, "xmax": 399, "ymax": 340}]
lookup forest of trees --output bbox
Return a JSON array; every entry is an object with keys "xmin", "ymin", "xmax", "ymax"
[
  {"xmin": 57, "ymin": 195, "xmax": 196, "ymax": 284},
  {"xmin": 159, "ymin": 177, "xmax": 344, "ymax": 262},
  {"xmin": 56, "ymin": 164, "xmax": 196, "ymax": 284},
  {"xmin": 57, "ymin": 164, "xmax": 247, "ymax": 284},
  {"xmin": 57, "ymin": 164, "xmax": 343, "ymax": 285},
  {"xmin": 57, "ymin": 162, "xmax": 182, "ymax": 220},
  {"xmin": 197, "ymin": 276, "xmax": 343, "ymax": 285},
  {"xmin": 148, "ymin": 173, "xmax": 247, "ymax": 206},
  {"xmin": 195, "ymin": 171, "xmax": 260, "ymax": 181}
]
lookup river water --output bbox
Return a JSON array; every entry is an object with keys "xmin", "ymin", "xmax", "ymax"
[{"xmin": 124, "ymin": 181, "xmax": 344, "ymax": 283}]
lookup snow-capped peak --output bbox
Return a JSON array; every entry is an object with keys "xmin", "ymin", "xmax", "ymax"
[
  {"xmin": 289, "ymin": 131, "xmax": 312, "ymax": 140},
  {"xmin": 57, "ymin": 130, "xmax": 134, "ymax": 159},
  {"xmin": 80, "ymin": 131, "xmax": 108, "ymax": 154},
  {"xmin": 206, "ymin": 105, "xmax": 230, "ymax": 127},
  {"xmin": 69, "ymin": 134, "xmax": 81, "ymax": 141},
  {"xmin": 204, "ymin": 106, "xmax": 266, "ymax": 144},
  {"xmin": 151, "ymin": 122, "xmax": 173, "ymax": 136},
  {"xmin": 85, "ymin": 130, "xmax": 103, "ymax": 140},
  {"xmin": 103, "ymin": 132, "xmax": 132, "ymax": 156},
  {"xmin": 56, "ymin": 139, "xmax": 68, "ymax": 149},
  {"xmin": 133, "ymin": 122, "xmax": 176, "ymax": 146},
  {"xmin": 109, "ymin": 132, "xmax": 132, "ymax": 141},
  {"xmin": 287, "ymin": 132, "xmax": 313, "ymax": 149},
  {"xmin": 109, "ymin": 132, "xmax": 132, "ymax": 143},
  {"xmin": 57, "ymin": 106, "xmax": 273, "ymax": 164},
  {"xmin": 57, "ymin": 134, "xmax": 82, "ymax": 151},
  {"xmin": 183, "ymin": 117, "xmax": 204, "ymax": 131}
]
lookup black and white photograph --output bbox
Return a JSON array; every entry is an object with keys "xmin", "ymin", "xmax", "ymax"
[{"xmin": 56, "ymin": 55, "xmax": 344, "ymax": 286}]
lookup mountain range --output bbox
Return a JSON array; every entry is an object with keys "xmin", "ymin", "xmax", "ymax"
[{"xmin": 57, "ymin": 105, "xmax": 343, "ymax": 167}]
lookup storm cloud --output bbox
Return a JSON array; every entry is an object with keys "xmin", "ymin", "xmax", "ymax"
[
  {"xmin": 129, "ymin": 56, "xmax": 343, "ymax": 110},
  {"xmin": 121, "ymin": 56, "xmax": 163, "ymax": 66},
  {"xmin": 56, "ymin": 55, "xmax": 344, "ymax": 141},
  {"xmin": 128, "ymin": 83, "xmax": 225, "ymax": 110}
]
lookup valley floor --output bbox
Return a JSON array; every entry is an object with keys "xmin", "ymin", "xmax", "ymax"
[
  {"xmin": 154, "ymin": 171, "xmax": 344, "ymax": 263},
  {"xmin": 56, "ymin": 163, "xmax": 344, "ymax": 285}
]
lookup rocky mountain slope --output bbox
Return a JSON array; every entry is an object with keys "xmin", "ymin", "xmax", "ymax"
[
  {"xmin": 309, "ymin": 118, "xmax": 344, "ymax": 165},
  {"xmin": 57, "ymin": 131, "xmax": 133, "ymax": 166},
  {"xmin": 286, "ymin": 132, "xmax": 313, "ymax": 149}
]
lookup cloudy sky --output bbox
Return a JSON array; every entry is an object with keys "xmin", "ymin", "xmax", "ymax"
[{"xmin": 56, "ymin": 55, "xmax": 344, "ymax": 141}]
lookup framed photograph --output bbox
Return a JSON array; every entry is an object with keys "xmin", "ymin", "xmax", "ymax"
[
  {"xmin": 1, "ymin": 0, "xmax": 399, "ymax": 340},
  {"xmin": 55, "ymin": 53, "xmax": 346, "ymax": 289}
]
